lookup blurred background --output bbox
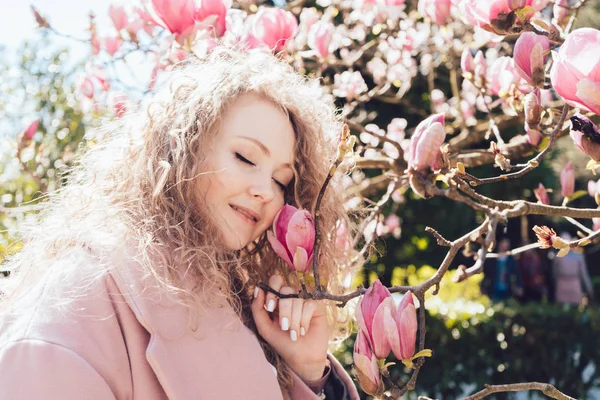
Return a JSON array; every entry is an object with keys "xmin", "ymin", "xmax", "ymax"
[{"xmin": 1, "ymin": 0, "xmax": 600, "ymax": 399}]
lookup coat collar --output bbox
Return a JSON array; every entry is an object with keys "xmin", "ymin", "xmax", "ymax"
[{"xmin": 107, "ymin": 246, "xmax": 284, "ymax": 399}]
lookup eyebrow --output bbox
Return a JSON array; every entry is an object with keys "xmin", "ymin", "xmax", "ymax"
[{"xmin": 238, "ymin": 136, "xmax": 292, "ymax": 168}]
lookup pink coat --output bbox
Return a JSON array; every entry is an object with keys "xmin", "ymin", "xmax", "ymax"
[{"xmin": 0, "ymin": 247, "xmax": 359, "ymax": 399}]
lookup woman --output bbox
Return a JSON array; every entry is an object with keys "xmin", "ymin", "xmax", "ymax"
[
  {"xmin": 552, "ymin": 232, "xmax": 594, "ymax": 306},
  {"xmin": 0, "ymin": 47, "xmax": 359, "ymax": 399}
]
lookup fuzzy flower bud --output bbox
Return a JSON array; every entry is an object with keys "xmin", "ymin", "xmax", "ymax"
[{"xmin": 524, "ymin": 89, "xmax": 543, "ymax": 129}]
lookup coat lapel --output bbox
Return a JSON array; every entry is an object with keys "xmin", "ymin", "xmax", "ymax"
[{"xmin": 109, "ymin": 252, "xmax": 283, "ymax": 399}]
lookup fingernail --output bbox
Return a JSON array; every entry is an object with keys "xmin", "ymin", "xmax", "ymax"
[
  {"xmin": 253, "ymin": 287, "xmax": 259, "ymax": 299},
  {"xmin": 290, "ymin": 330, "xmax": 297, "ymax": 341},
  {"xmin": 267, "ymin": 300, "xmax": 275, "ymax": 312},
  {"xmin": 300, "ymin": 327, "xmax": 306, "ymax": 336},
  {"xmin": 281, "ymin": 317, "xmax": 289, "ymax": 331}
]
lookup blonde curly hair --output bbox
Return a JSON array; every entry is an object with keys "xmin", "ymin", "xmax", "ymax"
[{"xmin": 1, "ymin": 46, "xmax": 357, "ymax": 392}]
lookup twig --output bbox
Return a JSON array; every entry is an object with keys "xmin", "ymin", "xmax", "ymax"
[
  {"xmin": 459, "ymin": 105, "xmax": 568, "ymax": 186},
  {"xmin": 463, "ymin": 382, "xmax": 576, "ymax": 400}
]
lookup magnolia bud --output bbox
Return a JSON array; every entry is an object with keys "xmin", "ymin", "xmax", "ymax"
[{"xmin": 524, "ymin": 90, "xmax": 543, "ymax": 129}]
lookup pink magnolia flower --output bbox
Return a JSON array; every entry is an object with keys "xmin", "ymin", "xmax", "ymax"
[
  {"xmin": 407, "ymin": 113, "xmax": 446, "ymax": 171},
  {"xmin": 533, "ymin": 183, "xmax": 550, "ymax": 204},
  {"xmin": 307, "ymin": 21, "xmax": 335, "ymax": 59},
  {"xmin": 109, "ymin": 92, "xmax": 128, "ymax": 118},
  {"xmin": 353, "ymin": 331, "xmax": 383, "ymax": 397},
  {"xmin": 418, "ymin": 0, "xmax": 452, "ymax": 25},
  {"xmin": 335, "ymin": 220, "xmax": 352, "ymax": 251},
  {"xmin": 23, "ymin": 120, "xmax": 39, "ymax": 141},
  {"xmin": 267, "ymin": 205, "xmax": 315, "ymax": 272},
  {"xmin": 524, "ymin": 89, "xmax": 542, "ymax": 128},
  {"xmin": 550, "ymin": 28, "xmax": 600, "ymax": 116},
  {"xmin": 552, "ymin": 0, "xmax": 569, "ymax": 25},
  {"xmin": 332, "ymin": 71, "xmax": 368, "ymax": 100},
  {"xmin": 487, "ymin": 56, "xmax": 523, "ymax": 97},
  {"xmin": 109, "ymin": 4, "xmax": 129, "ymax": 31},
  {"xmin": 456, "ymin": 0, "xmax": 549, "ymax": 34},
  {"xmin": 391, "ymin": 292, "xmax": 418, "ymax": 360},
  {"xmin": 588, "ymin": 179, "xmax": 600, "ymax": 205},
  {"xmin": 76, "ymin": 75, "xmax": 95, "ymax": 99},
  {"xmin": 194, "ymin": 0, "xmax": 229, "ymax": 37},
  {"xmin": 560, "ymin": 161, "xmax": 575, "ymax": 198},
  {"xmin": 513, "ymin": 32, "xmax": 549, "ymax": 88},
  {"xmin": 148, "ymin": 0, "xmax": 196, "ymax": 36},
  {"xmin": 570, "ymin": 115, "xmax": 600, "ymax": 161},
  {"xmin": 299, "ymin": 7, "xmax": 320, "ymax": 32},
  {"xmin": 594, "ymin": 218, "xmax": 600, "ymax": 231},
  {"xmin": 103, "ymin": 36, "xmax": 122, "ymax": 56},
  {"xmin": 460, "ymin": 49, "xmax": 474, "ymax": 75},
  {"xmin": 252, "ymin": 8, "xmax": 298, "ymax": 52},
  {"xmin": 89, "ymin": 67, "xmax": 111, "ymax": 91},
  {"xmin": 355, "ymin": 280, "xmax": 395, "ymax": 358}
]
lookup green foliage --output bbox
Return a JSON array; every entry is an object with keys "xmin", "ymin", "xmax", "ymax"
[
  {"xmin": 336, "ymin": 303, "xmax": 600, "ymax": 399},
  {"xmin": 0, "ymin": 38, "xmax": 89, "ymax": 262}
]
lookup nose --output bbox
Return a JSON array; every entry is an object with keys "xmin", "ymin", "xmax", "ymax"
[{"xmin": 249, "ymin": 174, "xmax": 275, "ymax": 203}]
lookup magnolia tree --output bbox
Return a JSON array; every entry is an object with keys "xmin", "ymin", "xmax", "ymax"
[{"xmin": 12, "ymin": 0, "xmax": 600, "ymax": 398}]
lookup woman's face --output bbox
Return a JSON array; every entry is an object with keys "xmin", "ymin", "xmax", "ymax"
[{"xmin": 197, "ymin": 93, "xmax": 296, "ymax": 250}]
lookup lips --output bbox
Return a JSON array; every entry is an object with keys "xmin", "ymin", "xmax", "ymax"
[{"xmin": 230, "ymin": 204, "xmax": 260, "ymax": 223}]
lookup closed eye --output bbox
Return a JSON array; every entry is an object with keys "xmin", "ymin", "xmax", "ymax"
[
  {"xmin": 235, "ymin": 152, "xmax": 255, "ymax": 166},
  {"xmin": 273, "ymin": 179, "xmax": 287, "ymax": 193}
]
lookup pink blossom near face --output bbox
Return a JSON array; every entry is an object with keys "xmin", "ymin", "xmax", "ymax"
[
  {"xmin": 550, "ymin": 28, "xmax": 600, "ymax": 116},
  {"xmin": 196, "ymin": 94, "xmax": 295, "ymax": 250},
  {"xmin": 267, "ymin": 205, "xmax": 315, "ymax": 272}
]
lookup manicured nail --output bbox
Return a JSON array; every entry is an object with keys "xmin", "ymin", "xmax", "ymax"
[
  {"xmin": 300, "ymin": 327, "xmax": 306, "ymax": 336},
  {"xmin": 253, "ymin": 286, "xmax": 259, "ymax": 299},
  {"xmin": 290, "ymin": 330, "xmax": 297, "ymax": 341},
  {"xmin": 281, "ymin": 317, "xmax": 289, "ymax": 331},
  {"xmin": 267, "ymin": 300, "xmax": 275, "ymax": 312}
]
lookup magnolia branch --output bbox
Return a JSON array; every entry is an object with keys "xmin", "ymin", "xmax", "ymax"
[{"xmin": 461, "ymin": 382, "xmax": 576, "ymax": 400}]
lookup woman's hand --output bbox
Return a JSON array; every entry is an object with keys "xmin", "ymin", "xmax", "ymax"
[{"xmin": 251, "ymin": 274, "xmax": 330, "ymax": 382}]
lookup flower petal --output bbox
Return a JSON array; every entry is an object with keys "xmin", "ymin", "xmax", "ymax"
[
  {"xmin": 284, "ymin": 209, "xmax": 315, "ymax": 259},
  {"xmin": 371, "ymin": 297, "xmax": 394, "ymax": 359},
  {"xmin": 292, "ymin": 246, "xmax": 309, "ymax": 272},
  {"xmin": 267, "ymin": 230, "xmax": 293, "ymax": 268}
]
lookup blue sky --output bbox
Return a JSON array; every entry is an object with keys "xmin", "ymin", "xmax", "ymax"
[{"xmin": 0, "ymin": 0, "xmax": 123, "ymax": 51}]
